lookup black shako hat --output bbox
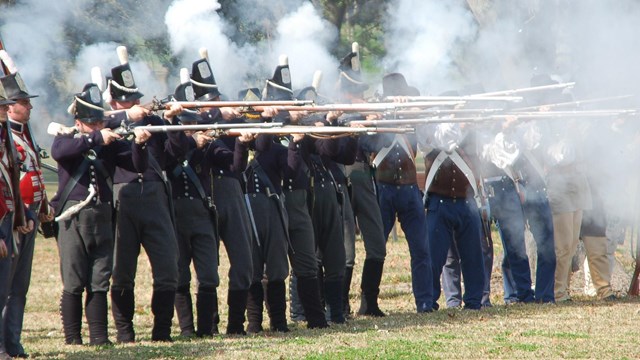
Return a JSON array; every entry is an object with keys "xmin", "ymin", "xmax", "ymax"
[
  {"xmin": 191, "ymin": 48, "xmax": 221, "ymax": 101},
  {"xmin": 382, "ymin": 72, "xmax": 413, "ymax": 97},
  {"xmin": 172, "ymin": 68, "xmax": 200, "ymax": 124},
  {"xmin": 237, "ymin": 87, "xmax": 261, "ymax": 101},
  {"xmin": 72, "ymin": 83, "xmax": 105, "ymax": 123},
  {"xmin": 0, "ymin": 80, "xmax": 16, "ymax": 106},
  {"xmin": 0, "ymin": 50, "xmax": 38, "ymax": 100},
  {"xmin": 263, "ymin": 55, "xmax": 293, "ymax": 101},
  {"xmin": 108, "ymin": 46, "xmax": 144, "ymax": 103},
  {"xmin": 338, "ymin": 43, "xmax": 369, "ymax": 96}
]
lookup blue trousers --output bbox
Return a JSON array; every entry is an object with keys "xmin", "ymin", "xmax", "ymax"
[
  {"xmin": 487, "ymin": 178, "xmax": 534, "ymax": 303},
  {"xmin": 378, "ymin": 183, "xmax": 433, "ymax": 312},
  {"xmin": 503, "ymin": 190, "xmax": 556, "ymax": 303},
  {"xmin": 426, "ymin": 194, "xmax": 485, "ymax": 310}
]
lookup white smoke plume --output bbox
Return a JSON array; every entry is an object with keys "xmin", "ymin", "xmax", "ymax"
[
  {"xmin": 164, "ymin": 0, "xmax": 339, "ymax": 99},
  {"xmin": 382, "ymin": 0, "xmax": 477, "ymax": 95},
  {"xmin": 270, "ymin": 2, "xmax": 339, "ymax": 95}
]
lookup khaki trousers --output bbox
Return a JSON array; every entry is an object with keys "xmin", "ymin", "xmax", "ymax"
[
  {"xmin": 553, "ymin": 210, "xmax": 582, "ymax": 301},
  {"xmin": 582, "ymin": 236, "xmax": 614, "ymax": 298}
]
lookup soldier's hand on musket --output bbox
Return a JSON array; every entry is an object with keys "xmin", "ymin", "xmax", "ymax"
[
  {"xmin": 260, "ymin": 106, "xmax": 279, "ymax": 118},
  {"xmin": 0, "ymin": 240, "xmax": 7, "ymax": 258},
  {"xmin": 503, "ymin": 115, "xmax": 518, "ymax": 129},
  {"xmin": 125, "ymin": 105, "xmax": 151, "ymax": 122},
  {"xmin": 289, "ymin": 111, "xmax": 308, "ymax": 124},
  {"xmin": 39, "ymin": 205, "xmax": 55, "ymax": 223},
  {"xmin": 100, "ymin": 128, "xmax": 123, "ymax": 145},
  {"xmin": 163, "ymin": 103, "xmax": 184, "ymax": 123},
  {"xmin": 220, "ymin": 107, "xmax": 241, "ymax": 121},
  {"xmin": 17, "ymin": 219, "xmax": 35, "ymax": 235},
  {"xmin": 133, "ymin": 128, "xmax": 152, "ymax": 145},
  {"xmin": 193, "ymin": 132, "xmax": 214, "ymax": 149},
  {"xmin": 538, "ymin": 105, "xmax": 552, "ymax": 112},
  {"xmin": 291, "ymin": 133, "xmax": 305, "ymax": 143},
  {"xmin": 366, "ymin": 113, "xmax": 382, "ymax": 121},
  {"xmin": 238, "ymin": 130, "xmax": 256, "ymax": 143},
  {"xmin": 326, "ymin": 111, "xmax": 343, "ymax": 123}
]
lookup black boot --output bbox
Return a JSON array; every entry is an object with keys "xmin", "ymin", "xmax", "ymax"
[
  {"xmin": 85, "ymin": 291, "xmax": 111, "ymax": 345},
  {"xmin": 174, "ymin": 285, "xmax": 195, "ymax": 337},
  {"xmin": 358, "ymin": 259, "xmax": 386, "ymax": 317},
  {"xmin": 195, "ymin": 286, "xmax": 218, "ymax": 337},
  {"xmin": 324, "ymin": 279, "xmax": 345, "ymax": 324},
  {"xmin": 266, "ymin": 280, "xmax": 289, "ymax": 332},
  {"xmin": 151, "ymin": 290, "xmax": 175, "ymax": 342},
  {"xmin": 343, "ymin": 266, "xmax": 354, "ymax": 318},
  {"xmin": 297, "ymin": 276, "xmax": 329, "ymax": 329},
  {"xmin": 226, "ymin": 289, "xmax": 248, "ymax": 335},
  {"xmin": 246, "ymin": 282, "xmax": 264, "ymax": 333},
  {"xmin": 60, "ymin": 291, "xmax": 83, "ymax": 345},
  {"xmin": 289, "ymin": 274, "xmax": 306, "ymax": 322},
  {"xmin": 111, "ymin": 288, "xmax": 135, "ymax": 343}
]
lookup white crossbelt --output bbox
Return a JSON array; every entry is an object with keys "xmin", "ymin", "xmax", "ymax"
[
  {"xmin": 423, "ymin": 150, "xmax": 481, "ymax": 208},
  {"xmin": 372, "ymin": 134, "xmax": 413, "ymax": 168}
]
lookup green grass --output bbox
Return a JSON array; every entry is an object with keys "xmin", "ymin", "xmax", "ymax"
[{"xmin": 18, "ymin": 189, "xmax": 640, "ymax": 358}]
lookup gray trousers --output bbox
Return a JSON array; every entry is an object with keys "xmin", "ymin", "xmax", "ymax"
[
  {"xmin": 248, "ymin": 193, "xmax": 289, "ymax": 282},
  {"xmin": 3, "ymin": 204, "xmax": 38, "ymax": 356},
  {"xmin": 174, "ymin": 198, "xmax": 219, "ymax": 288},
  {"xmin": 284, "ymin": 190, "xmax": 318, "ymax": 278},
  {"xmin": 312, "ymin": 182, "xmax": 345, "ymax": 282},
  {"xmin": 112, "ymin": 182, "xmax": 178, "ymax": 292},
  {"xmin": 57, "ymin": 201, "xmax": 113, "ymax": 294},
  {"xmin": 0, "ymin": 215, "xmax": 13, "ymax": 353},
  {"xmin": 345, "ymin": 167, "xmax": 387, "ymax": 265},
  {"xmin": 212, "ymin": 176, "xmax": 253, "ymax": 291}
]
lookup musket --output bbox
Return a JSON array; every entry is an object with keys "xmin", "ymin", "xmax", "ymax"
[
  {"xmin": 512, "ymin": 95, "xmax": 636, "ymax": 111},
  {"xmin": 384, "ymin": 95, "xmax": 523, "ymax": 102},
  {"xmin": 503, "ymin": 110, "xmax": 638, "ymax": 118},
  {"xmin": 103, "ymin": 99, "xmax": 316, "ymax": 117},
  {"xmin": 389, "ymin": 108, "xmax": 504, "ymax": 117},
  {"xmin": 40, "ymin": 162, "xmax": 59, "ymax": 173},
  {"xmin": 46, "ymin": 121, "xmax": 285, "ymax": 137},
  {"xmin": 212, "ymin": 125, "xmax": 413, "ymax": 138},
  {"xmin": 471, "ymin": 82, "xmax": 575, "ymax": 97},
  {"xmin": 160, "ymin": 99, "xmax": 314, "ymax": 110},
  {"xmin": 244, "ymin": 100, "xmax": 464, "ymax": 113},
  {"xmin": 349, "ymin": 117, "xmax": 495, "ymax": 127}
]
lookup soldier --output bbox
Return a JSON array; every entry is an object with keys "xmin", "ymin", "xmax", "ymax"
[
  {"xmin": 103, "ymin": 46, "xmax": 188, "ymax": 342},
  {"xmin": 191, "ymin": 49, "xmax": 254, "ymax": 334},
  {"xmin": 301, "ymin": 111, "xmax": 356, "ymax": 324},
  {"xmin": 0, "ymin": 85, "xmax": 18, "ymax": 360},
  {"xmin": 242, "ymin": 129, "xmax": 305, "ymax": 333},
  {"xmin": 168, "ymin": 70, "xmax": 250, "ymax": 337},
  {"xmin": 503, "ymin": 118, "xmax": 556, "ymax": 304},
  {"xmin": 372, "ymin": 73, "xmax": 434, "ymax": 313},
  {"xmin": 336, "ymin": 44, "xmax": 388, "ymax": 317},
  {"xmin": 50, "ymin": 83, "xmax": 151, "ymax": 346},
  {"xmin": 282, "ymin": 106, "xmax": 330, "ymax": 329},
  {"xmin": 478, "ymin": 121, "xmax": 535, "ymax": 304},
  {"xmin": 0, "ymin": 54, "xmax": 53, "ymax": 358}
]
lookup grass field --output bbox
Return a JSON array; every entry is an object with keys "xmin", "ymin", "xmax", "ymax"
[{"xmin": 17, "ymin": 227, "xmax": 640, "ymax": 359}]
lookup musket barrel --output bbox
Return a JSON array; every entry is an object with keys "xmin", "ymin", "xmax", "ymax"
[
  {"xmin": 473, "ymin": 82, "xmax": 575, "ymax": 97},
  {"xmin": 163, "ymin": 100, "xmax": 315, "ymax": 108},
  {"xmin": 128, "ymin": 122, "xmax": 284, "ymax": 133},
  {"xmin": 251, "ymin": 101, "xmax": 464, "ymax": 113},
  {"xmin": 512, "ymin": 95, "xmax": 636, "ymax": 111},
  {"xmin": 384, "ymin": 95, "xmax": 523, "ymax": 102},
  {"xmin": 219, "ymin": 126, "xmax": 413, "ymax": 136}
]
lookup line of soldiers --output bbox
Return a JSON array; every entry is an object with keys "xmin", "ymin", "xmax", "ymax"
[{"xmin": 1, "ymin": 42, "xmax": 625, "ymax": 353}]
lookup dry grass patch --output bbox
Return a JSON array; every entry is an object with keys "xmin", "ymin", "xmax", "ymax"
[{"xmin": 19, "ymin": 222, "xmax": 640, "ymax": 359}]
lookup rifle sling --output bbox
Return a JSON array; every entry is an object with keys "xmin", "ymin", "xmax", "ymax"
[{"xmin": 55, "ymin": 147, "xmax": 106, "ymax": 217}]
